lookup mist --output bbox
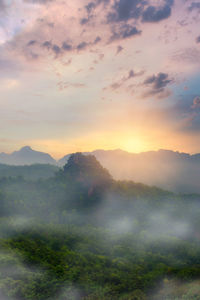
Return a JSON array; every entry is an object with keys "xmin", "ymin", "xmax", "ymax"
[
  {"xmin": 90, "ymin": 149, "xmax": 200, "ymax": 194},
  {"xmin": 0, "ymin": 153, "xmax": 200, "ymax": 299}
]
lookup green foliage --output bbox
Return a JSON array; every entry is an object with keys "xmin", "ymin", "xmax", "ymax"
[
  {"xmin": 0, "ymin": 154, "xmax": 199, "ymax": 299},
  {"xmin": 0, "ymin": 164, "xmax": 59, "ymax": 181}
]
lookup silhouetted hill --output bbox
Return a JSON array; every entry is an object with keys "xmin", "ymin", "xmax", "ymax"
[
  {"xmin": 0, "ymin": 146, "xmax": 56, "ymax": 165},
  {"xmin": 59, "ymin": 149, "xmax": 200, "ymax": 193},
  {"xmin": 57, "ymin": 153, "xmax": 113, "ymax": 210},
  {"xmin": 62, "ymin": 152, "xmax": 112, "ymax": 183}
]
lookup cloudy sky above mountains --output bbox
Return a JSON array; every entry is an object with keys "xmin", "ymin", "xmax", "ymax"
[{"xmin": 0, "ymin": 0, "xmax": 200, "ymax": 157}]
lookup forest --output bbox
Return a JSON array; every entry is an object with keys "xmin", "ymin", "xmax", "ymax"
[{"xmin": 0, "ymin": 153, "xmax": 200, "ymax": 299}]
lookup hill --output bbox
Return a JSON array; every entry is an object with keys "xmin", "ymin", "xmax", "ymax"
[
  {"xmin": 59, "ymin": 149, "xmax": 200, "ymax": 193},
  {"xmin": 0, "ymin": 146, "xmax": 56, "ymax": 165}
]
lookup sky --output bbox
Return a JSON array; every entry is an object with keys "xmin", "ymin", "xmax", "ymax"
[{"xmin": 0, "ymin": 0, "xmax": 200, "ymax": 158}]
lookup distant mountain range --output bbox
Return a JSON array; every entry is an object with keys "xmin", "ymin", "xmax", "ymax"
[
  {"xmin": 0, "ymin": 146, "xmax": 200, "ymax": 193},
  {"xmin": 0, "ymin": 146, "xmax": 56, "ymax": 165}
]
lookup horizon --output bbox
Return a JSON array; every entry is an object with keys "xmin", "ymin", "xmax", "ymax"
[{"xmin": 0, "ymin": 144, "xmax": 199, "ymax": 161}]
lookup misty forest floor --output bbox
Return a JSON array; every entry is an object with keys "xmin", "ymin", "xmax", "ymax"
[{"xmin": 0, "ymin": 153, "xmax": 200, "ymax": 299}]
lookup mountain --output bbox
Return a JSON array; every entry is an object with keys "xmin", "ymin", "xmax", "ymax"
[
  {"xmin": 59, "ymin": 149, "xmax": 200, "ymax": 194},
  {"xmin": 1, "ymin": 146, "xmax": 200, "ymax": 193},
  {"xmin": 57, "ymin": 152, "xmax": 113, "ymax": 210},
  {"xmin": 62, "ymin": 152, "xmax": 112, "ymax": 183},
  {"xmin": 0, "ymin": 146, "xmax": 56, "ymax": 165}
]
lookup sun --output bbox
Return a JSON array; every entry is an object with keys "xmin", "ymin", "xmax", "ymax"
[{"xmin": 120, "ymin": 135, "xmax": 149, "ymax": 153}]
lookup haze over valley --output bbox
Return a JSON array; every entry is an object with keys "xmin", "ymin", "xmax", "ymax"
[{"xmin": 1, "ymin": 146, "xmax": 200, "ymax": 194}]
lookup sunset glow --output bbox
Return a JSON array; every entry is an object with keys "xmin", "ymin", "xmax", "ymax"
[{"xmin": 0, "ymin": 0, "xmax": 200, "ymax": 157}]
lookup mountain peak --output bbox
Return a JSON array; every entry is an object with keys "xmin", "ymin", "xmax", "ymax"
[
  {"xmin": 0, "ymin": 146, "xmax": 56, "ymax": 165},
  {"xmin": 20, "ymin": 146, "xmax": 33, "ymax": 152},
  {"xmin": 63, "ymin": 152, "xmax": 112, "ymax": 182},
  {"xmin": 59, "ymin": 152, "xmax": 112, "ymax": 210}
]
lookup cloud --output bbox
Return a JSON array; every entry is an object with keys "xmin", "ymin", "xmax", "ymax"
[
  {"xmin": 107, "ymin": 0, "xmax": 145, "ymax": 23},
  {"xmin": 41, "ymin": 41, "xmax": 63, "ymax": 56},
  {"xmin": 81, "ymin": 0, "xmax": 110, "ymax": 25},
  {"xmin": 105, "ymin": 69, "xmax": 142, "ymax": 91},
  {"xmin": 52, "ymin": 44, "xmax": 61, "ymax": 55},
  {"xmin": 27, "ymin": 40, "xmax": 37, "ymax": 46},
  {"xmin": 143, "ymin": 72, "xmax": 173, "ymax": 98},
  {"xmin": 188, "ymin": 2, "xmax": 200, "ymax": 12},
  {"xmin": 57, "ymin": 81, "xmax": 86, "ymax": 91},
  {"xmin": 127, "ymin": 69, "xmax": 135, "ymax": 79},
  {"xmin": 142, "ymin": 1, "xmax": 174, "ymax": 23},
  {"xmin": 62, "ymin": 42, "xmax": 73, "ymax": 51},
  {"xmin": 93, "ymin": 36, "xmax": 101, "ymax": 44},
  {"xmin": 192, "ymin": 96, "xmax": 200, "ymax": 109},
  {"xmin": 80, "ymin": 17, "xmax": 90, "ymax": 25},
  {"xmin": 0, "ymin": 0, "xmax": 175, "ymax": 68},
  {"xmin": 85, "ymin": 2, "xmax": 97, "ymax": 14},
  {"xmin": 144, "ymin": 72, "xmax": 172, "ymax": 89},
  {"xmin": 171, "ymin": 48, "xmax": 200, "ymax": 64},
  {"xmin": 84, "ymin": 0, "xmax": 109, "ymax": 15},
  {"xmin": 42, "ymin": 40, "xmax": 52, "ymax": 50},
  {"xmin": 110, "ymin": 24, "xmax": 142, "ymax": 41},
  {"xmin": 116, "ymin": 45, "xmax": 123, "ymax": 54},
  {"xmin": 178, "ymin": 108, "xmax": 200, "ymax": 132},
  {"xmin": 196, "ymin": 36, "xmax": 200, "ymax": 43},
  {"xmin": 85, "ymin": 0, "xmax": 109, "ymax": 12},
  {"xmin": 107, "ymin": 0, "xmax": 174, "ymax": 24},
  {"xmin": 77, "ymin": 41, "xmax": 88, "ymax": 51}
]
